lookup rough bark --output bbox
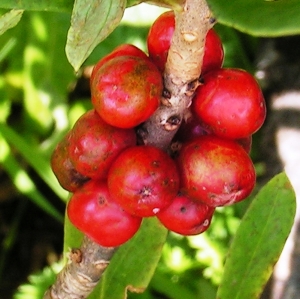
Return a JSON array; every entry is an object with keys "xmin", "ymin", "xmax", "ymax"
[
  {"xmin": 43, "ymin": 236, "xmax": 117, "ymax": 299},
  {"xmin": 140, "ymin": 0, "xmax": 214, "ymax": 150},
  {"xmin": 44, "ymin": 1, "xmax": 214, "ymax": 298}
]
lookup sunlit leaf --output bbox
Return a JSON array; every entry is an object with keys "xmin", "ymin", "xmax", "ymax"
[
  {"xmin": 66, "ymin": 0, "xmax": 126, "ymax": 71},
  {"xmin": 208, "ymin": 0, "xmax": 300, "ymax": 36},
  {"xmin": 0, "ymin": 134, "xmax": 64, "ymax": 223},
  {"xmin": 0, "ymin": 9, "xmax": 23, "ymax": 35},
  {"xmin": 217, "ymin": 172, "xmax": 296, "ymax": 299},
  {"xmin": 0, "ymin": 123, "xmax": 68, "ymax": 200}
]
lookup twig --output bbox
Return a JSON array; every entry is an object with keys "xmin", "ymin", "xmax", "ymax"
[
  {"xmin": 44, "ymin": 236, "xmax": 117, "ymax": 299},
  {"xmin": 140, "ymin": 0, "xmax": 214, "ymax": 150}
]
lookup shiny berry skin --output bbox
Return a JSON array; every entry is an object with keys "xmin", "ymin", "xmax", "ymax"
[
  {"xmin": 201, "ymin": 28, "xmax": 224, "ymax": 75},
  {"xmin": 147, "ymin": 10, "xmax": 224, "ymax": 73},
  {"xmin": 192, "ymin": 68, "xmax": 266, "ymax": 139},
  {"xmin": 90, "ymin": 44, "xmax": 149, "ymax": 87},
  {"xmin": 68, "ymin": 110, "xmax": 136, "ymax": 180},
  {"xmin": 91, "ymin": 55, "xmax": 162, "ymax": 128},
  {"xmin": 50, "ymin": 132, "xmax": 90, "ymax": 192},
  {"xmin": 157, "ymin": 192, "xmax": 215, "ymax": 235},
  {"xmin": 176, "ymin": 135, "xmax": 256, "ymax": 207},
  {"xmin": 67, "ymin": 180, "xmax": 142, "ymax": 247},
  {"xmin": 107, "ymin": 145, "xmax": 180, "ymax": 217},
  {"xmin": 147, "ymin": 10, "xmax": 175, "ymax": 72}
]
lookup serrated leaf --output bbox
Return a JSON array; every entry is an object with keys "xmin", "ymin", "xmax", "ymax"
[
  {"xmin": 0, "ymin": 9, "xmax": 23, "ymax": 35},
  {"xmin": 217, "ymin": 172, "xmax": 296, "ymax": 299},
  {"xmin": 88, "ymin": 217, "xmax": 168, "ymax": 299},
  {"xmin": 207, "ymin": 0, "xmax": 300, "ymax": 37},
  {"xmin": 66, "ymin": 0, "xmax": 126, "ymax": 71}
]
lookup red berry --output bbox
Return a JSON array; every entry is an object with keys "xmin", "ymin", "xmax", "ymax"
[
  {"xmin": 192, "ymin": 68, "xmax": 266, "ymax": 139},
  {"xmin": 176, "ymin": 135, "xmax": 256, "ymax": 207},
  {"xmin": 67, "ymin": 180, "xmax": 142, "ymax": 247},
  {"xmin": 68, "ymin": 110, "xmax": 136, "ymax": 180},
  {"xmin": 147, "ymin": 10, "xmax": 224, "ymax": 73},
  {"xmin": 107, "ymin": 145, "xmax": 180, "ymax": 217},
  {"xmin": 50, "ymin": 132, "xmax": 90, "ymax": 192},
  {"xmin": 91, "ymin": 55, "xmax": 162, "ymax": 128},
  {"xmin": 90, "ymin": 44, "xmax": 148, "ymax": 87},
  {"xmin": 147, "ymin": 10, "xmax": 175, "ymax": 72},
  {"xmin": 201, "ymin": 28, "xmax": 224, "ymax": 75},
  {"xmin": 157, "ymin": 192, "xmax": 215, "ymax": 235}
]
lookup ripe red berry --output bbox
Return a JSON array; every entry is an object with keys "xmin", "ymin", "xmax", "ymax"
[
  {"xmin": 91, "ymin": 55, "xmax": 162, "ymax": 128},
  {"xmin": 68, "ymin": 110, "xmax": 136, "ymax": 180},
  {"xmin": 90, "ymin": 44, "xmax": 149, "ymax": 87},
  {"xmin": 176, "ymin": 135, "xmax": 256, "ymax": 207},
  {"xmin": 50, "ymin": 132, "xmax": 90, "ymax": 192},
  {"xmin": 157, "ymin": 192, "xmax": 215, "ymax": 235},
  {"xmin": 201, "ymin": 28, "xmax": 224, "ymax": 75},
  {"xmin": 147, "ymin": 10, "xmax": 224, "ymax": 73},
  {"xmin": 107, "ymin": 145, "xmax": 180, "ymax": 217},
  {"xmin": 147, "ymin": 10, "xmax": 175, "ymax": 72},
  {"xmin": 67, "ymin": 180, "xmax": 142, "ymax": 247},
  {"xmin": 192, "ymin": 68, "xmax": 266, "ymax": 139}
]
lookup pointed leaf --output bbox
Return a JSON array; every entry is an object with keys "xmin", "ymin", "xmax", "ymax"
[
  {"xmin": 66, "ymin": 0, "xmax": 126, "ymax": 71},
  {"xmin": 0, "ymin": 9, "xmax": 23, "ymax": 35},
  {"xmin": 207, "ymin": 0, "xmax": 300, "ymax": 36},
  {"xmin": 217, "ymin": 172, "xmax": 296, "ymax": 299}
]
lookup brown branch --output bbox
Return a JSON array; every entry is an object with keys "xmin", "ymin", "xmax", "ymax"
[
  {"xmin": 44, "ymin": 1, "xmax": 214, "ymax": 298},
  {"xmin": 44, "ymin": 236, "xmax": 117, "ymax": 299},
  {"xmin": 141, "ymin": 0, "xmax": 214, "ymax": 150}
]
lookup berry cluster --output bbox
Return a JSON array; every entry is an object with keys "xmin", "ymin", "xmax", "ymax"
[{"xmin": 51, "ymin": 11, "xmax": 266, "ymax": 247}]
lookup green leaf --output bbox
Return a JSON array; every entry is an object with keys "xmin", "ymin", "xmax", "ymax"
[
  {"xmin": 63, "ymin": 210, "xmax": 84, "ymax": 254},
  {"xmin": 88, "ymin": 217, "xmax": 168, "ymax": 299},
  {"xmin": 217, "ymin": 172, "xmax": 296, "ymax": 299},
  {"xmin": 0, "ymin": 123, "xmax": 68, "ymax": 200},
  {"xmin": 0, "ymin": 134, "xmax": 64, "ymax": 223},
  {"xmin": 207, "ymin": 0, "xmax": 300, "ymax": 36},
  {"xmin": 0, "ymin": 9, "xmax": 23, "ymax": 35},
  {"xmin": 0, "ymin": 0, "xmax": 74, "ymax": 12},
  {"xmin": 21, "ymin": 12, "xmax": 74, "ymax": 136},
  {"xmin": 66, "ymin": 0, "xmax": 126, "ymax": 71}
]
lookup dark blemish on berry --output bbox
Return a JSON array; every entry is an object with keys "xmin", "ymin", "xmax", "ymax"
[
  {"xmin": 152, "ymin": 160, "xmax": 160, "ymax": 168},
  {"xmin": 180, "ymin": 206, "xmax": 187, "ymax": 213},
  {"xmin": 98, "ymin": 196, "xmax": 106, "ymax": 205}
]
